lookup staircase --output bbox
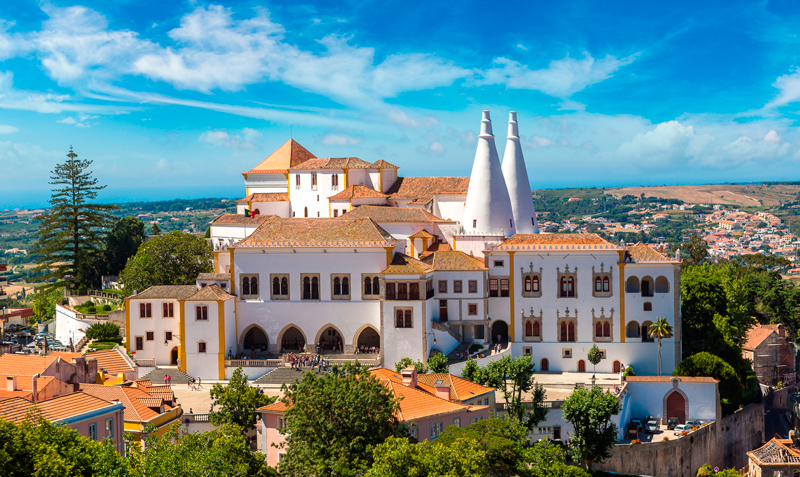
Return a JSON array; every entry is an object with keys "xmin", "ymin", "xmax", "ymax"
[
  {"xmin": 141, "ymin": 367, "xmax": 193, "ymax": 385},
  {"xmin": 254, "ymin": 366, "xmax": 328, "ymax": 385},
  {"xmin": 446, "ymin": 342, "xmax": 472, "ymax": 365},
  {"xmin": 431, "ymin": 321, "xmax": 462, "ymax": 342}
]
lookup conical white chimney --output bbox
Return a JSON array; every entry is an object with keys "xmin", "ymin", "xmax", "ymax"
[
  {"xmin": 501, "ymin": 111, "xmax": 539, "ymax": 234},
  {"xmin": 462, "ymin": 110, "xmax": 516, "ymax": 237}
]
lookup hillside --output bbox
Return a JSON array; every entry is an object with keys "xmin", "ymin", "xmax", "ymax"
[{"xmin": 606, "ymin": 183, "xmax": 800, "ymax": 207}]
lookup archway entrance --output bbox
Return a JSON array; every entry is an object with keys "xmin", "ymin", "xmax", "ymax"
[
  {"xmin": 613, "ymin": 360, "xmax": 621, "ymax": 373},
  {"xmin": 578, "ymin": 360, "xmax": 586, "ymax": 372},
  {"xmin": 242, "ymin": 327, "xmax": 269, "ymax": 355},
  {"xmin": 540, "ymin": 358, "xmax": 549, "ymax": 372},
  {"xmin": 317, "ymin": 326, "xmax": 342, "ymax": 353},
  {"xmin": 666, "ymin": 391, "xmax": 686, "ymax": 423},
  {"xmin": 170, "ymin": 347, "xmax": 178, "ymax": 365},
  {"xmin": 356, "ymin": 327, "xmax": 380, "ymax": 351},
  {"xmin": 491, "ymin": 320, "xmax": 509, "ymax": 345},
  {"xmin": 281, "ymin": 326, "xmax": 305, "ymax": 352}
]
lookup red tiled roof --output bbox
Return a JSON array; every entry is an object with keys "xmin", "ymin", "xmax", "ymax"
[
  {"xmin": 743, "ymin": 324, "xmax": 783, "ymax": 351},
  {"xmin": 238, "ymin": 217, "xmax": 394, "ymax": 248},
  {"xmin": 382, "ymin": 253, "xmax": 434, "ymax": 274},
  {"xmin": 130, "ymin": 285, "xmax": 197, "ymax": 300},
  {"xmin": 0, "ymin": 355, "xmax": 58, "ymax": 376},
  {"xmin": 626, "ymin": 376, "xmax": 719, "ymax": 383},
  {"xmin": 0, "ymin": 392, "xmax": 118, "ymax": 423},
  {"xmin": 419, "ymin": 251, "xmax": 486, "ymax": 271},
  {"xmin": 211, "ymin": 214, "xmax": 273, "ymax": 226},
  {"xmin": 259, "ymin": 401, "xmax": 291, "ymax": 413},
  {"xmin": 386, "ymin": 177, "xmax": 470, "ymax": 202},
  {"xmin": 372, "ymin": 159, "xmax": 399, "ymax": 169},
  {"xmin": 197, "ymin": 273, "xmax": 231, "ymax": 281},
  {"xmin": 79, "ymin": 384, "xmax": 166, "ymax": 422},
  {"xmin": 416, "ymin": 373, "xmax": 494, "ymax": 402},
  {"xmin": 329, "ymin": 185, "xmax": 388, "ymax": 200},
  {"xmin": 87, "ymin": 347, "xmax": 135, "ymax": 375},
  {"xmin": 625, "ymin": 242, "xmax": 677, "ymax": 263},
  {"xmin": 236, "ymin": 193, "xmax": 290, "ymax": 204},
  {"xmin": 185, "ymin": 284, "xmax": 235, "ymax": 301},
  {"xmin": 494, "ymin": 233, "xmax": 619, "ymax": 251},
  {"xmin": 243, "ymin": 139, "xmax": 315, "ymax": 174},
  {"xmin": 409, "ymin": 230, "xmax": 434, "ymax": 239},
  {"xmin": 341, "ymin": 205, "xmax": 453, "ymax": 223},
  {"xmin": 290, "ymin": 157, "xmax": 374, "ymax": 171}
]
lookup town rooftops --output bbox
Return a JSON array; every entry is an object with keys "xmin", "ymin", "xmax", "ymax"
[
  {"xmin": 185, "ymin": 284, "xmax": 234, "ymax": 301},
  {"xmin": 130, "ymin": 285, "xmax": 197, "ymax": 300},
  {"xmin": 415, "ymin": 373, "xmax": 494, "ymax": 402},
  {"xmin": 243, "ymin": 139, "xmax": 316, "ymax": 174},
  {"xmin": 748, "ymin": 438, "xmax": 800, "ymax": 465},
  {"xmin": 743, "ymin": 323, "xmax": 784, "ymax": 351},
  {"xmin": 492, "ymin": 233, "xmax": 620, "ymax": 251},
  {"xmin": 625, "ymin": 242, "xmax": 679, "ymax": 263},
  {"xmin": 85, "ymin": 347, "xmax": 135, "ymax": 375},
  {"xmin": 386, "ymin": 177, "xmax": 470, "ymax": 203},
  {"xmin": 329, "ymin": 185, "xmax": 388, "ymax": 200},
  {"xmin": 289, "ymin": 157, "xmax": 374, "ymax": 171},
  {"xmin": 341, "ymin": 205, "xmax": 454, "ymax": 223},
  {"xmin": 371, "ymin": 159, "xmax": 399, "ymax": 169},
  {"xmin": 79, "ymin": 383, "xmax": 173, "ymax": 422},
  {"xmin": 419, "ymin": 251, "xmax": 486, "ymax": 271},
  {"xmin": 236, "ymin": 193, "xmax": 289, "ymax": 204},
  {"xmin": 197, "ymin": 273, "xmax": 231, "ymax": 281},
  {"xmin": 409, "ymin": 230, "xmax": 434, "ymax": 239},
  {"xmin": 211, "ymin": 214, "xmax": 273, "ymax": 226},
  {"xmin": 382, "ymin": 253, "xmax": 433, "ymax": 274},
  {"xmin": 0, "ymin": 354, "xmax": 58, "ymax": 376},
  {"xmin": 238, "ymin": 217, "xmax": 395, "ymax": 248},
  {"xmin": 0, "ymin": 392, "xmax": 121, "ymax": 423},
  {"xmin": 625, "ymin": 376, "xmax": 719, "ymax": 383}
]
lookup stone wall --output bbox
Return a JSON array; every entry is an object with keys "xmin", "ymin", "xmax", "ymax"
[{"xmin": 596, "ymin": 403, "xmax": 764, "ymax": 477}]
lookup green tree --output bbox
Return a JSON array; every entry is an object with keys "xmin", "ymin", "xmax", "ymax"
[
  {"xmin": 562, "ymin": 386, "xmax": 620, "ymax": 470},
  {"xmin": 32, "ymin": 148, "xmax": 118, "ymax": 289},
  {"xmin": 427, "ymin": 353, "xmax": 448, "ymax": 373},
  {"xmin": 649, "ymin": 317, "xmax": 674, "ymax": 376},
  {"xmin": 85, "ymin": 322, "xmax": 121, "ymax": 342},
  {"xmin": 209, "ymin": 367, "xmax": 273, "ymax": 433},
  {"xmin": 366, "ymin": 435, "xmax": 488, "ymax": 477},
  {"xmin": 394, "ymin": 357, "xmax": 425, "ymax": 373},
  {"xmin": 151, "ymin": 223, "xmax": 161, "ymax": 235},
  {"xmin": 673, "ymin": 352, "xmax": 743, "ymax": 414},
  {"xmin": 104, "ymin": 216, "xmax": 146, "ymax": 276},
  {"xmin": 279, "ymin": 363, "xmax": 403, "ymax": 476},
  {"xmin": 680, "ymin": 236, "xmax": 709, "ymax": 266},
  {"xmin": 587, "ymin": 344, "xmax": 602, "ymax": 376},
  {"xmin": 436, "ymin": 418, "xmax": 535, "ymax": 477},
  {"xmin": 119, "ymin": 231, "xmax": 212, "ymax": 292},
  {"xmin": 461, "ymin": 355, "xmax": 548, "ymax": 430},
  {"xmin": 31, "ymin": 286, "xmax": 62, "ymax": 324}
]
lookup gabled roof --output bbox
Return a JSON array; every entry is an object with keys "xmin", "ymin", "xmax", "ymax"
[
  {"xmin": 493, "ymin": 233, "xmax": 620, "ymax": 251},
  {"xmin": 420, "ymin": 242, "xmax": 451, "ymax": 257},
  {"xmin": 625, "ymin": 242, "xmax": 677, "ymax": 263},
  {"xmin": 236, "ymin": 193, "xmax": 290, "ymax": 204},
  {"xmin": 79, "ymin": 384, "xmax": 172, "ymax": 422},
  {"xmin": 185, "ymin": 284, "xmax": 235, "ymax": 301},
  {"xmin": 743, "ymin": 324, "xmax": 783, "ymax": 351},
  {"xmin": 130, "ymin": 285, "xmax": 197, "ymax": 300},
  {"xmin": 87, "ymin": 347, "xmax": 135, "ymax": 375},
  {"xmin": 419, "ymin": 251, "xmax": 486, "ymax": 271},
  {"xmin": 48, "ymin": 351, "xmax": 84, "ymax": 362},
  {"xmin": 211, "ymin": 214, "xmax": 273, "ymax": 226},
  {"xmin": 372, "ymin": 159, "xmax": 399, "ymax": 169},
  {"xmin": 0, "ymin": 392, "xmax": 119, "ymax": 423},
  {"xmin": 238, "ymin": 217, "xmax": 395, "ymax": 248},
  {"xmin": 409, "ymin": 230, "xmax": 434, "ymax": 239},
  {"xmin": 0, "ymin": 355, "xmax": 58, "ymax": 376},
  {"xmin": 341, "ymin": 205, "xmax": 453, "ymax": 224},
  {"xmin": 382, "ymin": 253, "xmax": 433, "ymax": 275},
  {"xmin": 259, "ymin": 401, "xmax": 291, "ymax": 414},
  {"xmin": 329, "ymin": 185, "xmax": 388, "ymax": 200},
  {"xmin": 386, "ymin": 177, "xmax": 470, "ymax": 202},
  {"xmin": 243, "ymin": 139, "xmax": 315, "ymax": 174},
  {"xmin": 290, "ymin": 157, "xmax": 374, "ymax": 171},
  {"xmin": 748, "ymin": 438, "xmax": 800, "ymax": 465},
  {"xmin": 415, "ymin": 373, "xmax": 494, "ymax": 402}
]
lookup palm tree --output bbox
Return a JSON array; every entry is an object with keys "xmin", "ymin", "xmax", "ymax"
[{"xmin": 649, "ymin": 317, "xmax": 674, "ymax": 376}]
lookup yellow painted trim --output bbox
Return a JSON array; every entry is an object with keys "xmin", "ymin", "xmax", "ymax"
[
  {"xmin": 178, "ymin": 300, "xmax": 187, "ymax": 373},
  {"xmin": 125, "ymin": 298, "xmax": 131, "ymax": 353},
  {"xmin": 410, "ymin": 239, "xmax": 415, "ymax": 258},
  {"xmin": 617, "ymin": 250, "xmax": 626, "ymax": 343},
  {"xmin": 229, "ymin": 248, "xmax": 235, "ymax": 295},
  {"xmin": 213, "ymin": 252, "xmax": 220, "ymax": 273},
  {"xmin": 385, "ymin": 246, "xmax": 394, "ymax": 266},
  {"xmin": 246, "ymin": 187, "xmax": 250, "ymax": 196},
  {"xmin": 508, "ymin": 251, "xmax": 516, "ymax": 342},
  {"xmin": 378, "ymin": 170, "xmax": 383, "ymax": 193},
  {"xmin": 329, "ymin": 202, "xmax": 332, "ymax": 217},
  {"xmin": 343, "ymin": 168, "xmax": 349, "ymax": 189},
  {"xmin": 286, "ymin": 173, "xmax": 291, "ymax": 202},
  {"xmin": 218, "ymin": 301, "xmax": 226, "ymax": 380},
  {"xmin": 422, "ymin": 237, "xmax": 429, "ymax": 253},
  {"xmin": 452, "ymin": 236, "xmax": 457, "ymax": 251}
]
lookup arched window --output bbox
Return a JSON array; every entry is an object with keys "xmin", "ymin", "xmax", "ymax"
[
  {"xmin": 342, "ymin": 277, "xmax": 349, "ymax": 295},
  {"xmin": 560, "ymin": 322, "xmax": 567, "ymax": 342},
  {"xmin": 532, "ymin": 276, "xmax": 540, "ymax": 292},
  {"xmin": 304, "ymin": 207, "xmax": 308, "ymax": 218},
  {"xmin": 250, "ymin": 276, "xmax": 258, "ymax": 295},
  {"xmin": 595, "ymin": 322, "xmax": 603, "ymax": 337},
  {"xmin": 303, "ymin": 277, "xmax": 311, "ymax": 300},
  {"xmin": 613, "ymin": 360, "xmax": 621, "ymax": 373},
  {"xmin": 603, "ymin": 277, "xmax": 610, "ymax": 292},
  {"xmin": 595, "ymin": 277, "xmax": 602, "ymax": 292},
  {"xmin": 655, "ymin": 276, "xmax": 670, "ymax": 293},
  {"xmin": 568, "ymin": 277, "xmax": 574, "ymax": 297},
  {"xmin": 311, "ymin": 277, "xmax": 319, "ymax": 299},
  {"xmin": 295, "ymin": 175, "xmax": 300, "ymax": 188},
  {"xmin": 281, "ymin": 277, "xmax": 288, "ymax": 295},
  {"xmin": 525, "ymin": 276, "xmax": 532, "ymax": 292},
  {"xmin": 642, "ymin": 321, "xmax": 654, "ymax": 342},
  {"xmin": 626, "ymin": 321, "xmax": 641, "ymax": 338},
  {"xmin": 272, "ymin": 277, "xmax": 280, "ymax": 296},
  {"xmin": 568, "ymin": 322, "xmax": 575, "ymax": 342},
  {"xmin": 334, "ymin": 277, "xmax": 341, "ymax": 296},
  {"xmin": 533, "ymin": 321, "xmax": 540, "ymax": 337},
  {"xmin": 373, "ymin": 277, "xmax": 379, "ymax": 294},
  {"xmin": 364, "ymin": 277, "xmax": 372, "ymax": 295},
  {"xmin": 242, "ymin": 277, "xmax": 251, "ymax": 296},
  {"xmin": 603, "ymin": 322, "xmax": 610, "ymax": 337},
  {"xmin": 626, "ymin": 276, "xmax": 640, "ymax": 293},
  {"xmin": 540, "ymin": 358, "xmax": 549, "ymax": 372},
  {"xmin": 525, "ymin": 322, "xmax": 533, "ymax": 336},
  {"xmin": 641, "ymin": 277, "xmax": 653, "ymax": 297}
]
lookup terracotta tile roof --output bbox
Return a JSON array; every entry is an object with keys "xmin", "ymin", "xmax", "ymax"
[
  {"xmin": 409, "ymin": 230, "xmax": 434, "ymax": 239},
  {"xmin": 372, "ymin": 159, "xmax": 399, "ymax": 169},
  {"xmin": 48, "ymin": 351, "xmax": 84, "ymax": 362},
  {"xmin": 132, "ymin": 379, "xmax": 152, "ymax": 387},
  {"xmin": 386, "ymin": 177, "xmax": 470, "ymax": 202},
  {"xmin": 211, "ymin": 213, "xmax": 273, "ymax": 226},
  {"xmin": 385, "ymin": 380, "xmax": 483, "ymax": 422},
  {"xmin": 0, "ymin": 389, "xmax": 31, "ymax": 400},
  {"xmin": 290, "ymin": 157, "xmax": 374, "ymax": 171},
  {"xmin": 748, "ymin": 438, "xmax": 800, "ymax": 465},
  {"xmin": 625, "ymin": 376, "xmax": 719, "ymax": 383},
  {"xmin": 79, "ymin": 384, "xmax": 163, "ymax": 422},
  {"xmin": 341, "ymin": 205, "xmax": 453, "ymax": 223},
  {"xmin": 197, "ymin": 273, "xmax": 231, "ymax": 281},
  {"xmin": 87, "ymin": 348, "xmax": 134, "ymax": 375},
  {"xmin": 136, "ymin": 396, "xmax": 164, "ymax": 408},
  {"xmin": 0, "ymin": 392, "xmax": 118, "ymax": 423},
  {"xmin": 131, "ymin": 285, "xmax": 198, "ymax": 300},
  {"xmin": 0, "ymin": 355, "xmax": 58, "ymax": 376},
  {"xmin": 743, "ymin": 324, "xmax": 783, "ymax": 351},
  {"xmin": 259, "ymin": 401, "xmax": 291, "ymax": 413},
  {"xmin": 186, "ymin": 284, "xmax": 235, "ymax": 301},
  {"xmin": 420, "ymin": 251, "xmax": 486, "ymax": 271},
  {"xmin": 0, "ymin": 375, "xmax": 58, "ymax": 394},
  {"xmin": 625, "ymin": 242, "xmax": 677, "ymax": 263},
  {"xmin": 494, "ymin": 233, "xmax": 620, "ymax": 251},
  {"xmin": 238, "ymin": 217, "xmax": 395, "ymax": 248},
  {"xmin": 420, "ymin": 242, "xmax": 451, "ymax": 257},
  {"xmin": 329, "ymin": 185, "xmax": 388, "ymax": 200},
  {"xmin": 236, "ymin": 193, "xmax": 290, "ymax": 204},
  {"xmin": 382, "ymin": 253, "xmax": 434, "ymax": 274},
  {"xmin": 243, "ymin": 139, "xmax": 316, "ymax": 174}
]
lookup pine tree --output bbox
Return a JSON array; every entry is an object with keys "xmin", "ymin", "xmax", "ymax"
[
  {"xmin": 151, "ymin": 223, "xmax": 161, "ymax": 235},
  {"xmin": 33, "ymin": 148, "xmax": 117, "ymax": 290}
]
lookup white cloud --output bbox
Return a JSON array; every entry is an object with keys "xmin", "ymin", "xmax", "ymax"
[
  {"xmin": 767, "ymin": 68, "xmax": 800, "ymax": 108},
  {"xmin": 0, "ymin": 125, "xmax": 18, "ymax": 134},
  {"xmin": 528, "ymin": 135, "xmax": 555, "ymax": 148},
  {"xmin": 387, "ymin": 109, "xmax": 439, "ymax": 129},
  {"xmin": 57, "ymin": 116, "xmax": 77, "ymax": 124},
  {"xmin": 479, "ymin": 52, "xmax": 639, "ymax": 98},
  {"xmin": 199, "ymin": 128, "xmax": 261, "ymax": 149},
  {"xmin": 516, "ymin": 44, "xmax": 528, "ymax": 51},
  {"xmin": 429, "ymin": 141, "xmax": 445, "ymax": 154},
  {"xmin": 318, "ymin": 133, "xmax": 362, "ymax": 146}
]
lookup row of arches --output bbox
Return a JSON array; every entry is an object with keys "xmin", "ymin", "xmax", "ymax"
[
  {"xmin": 537, "ymin": 358, "xmax": 623, "ymax": 373},
  {"xmin": 239, "ymin": 323, "xmax": 381, "ymax": 353},
  {"xmin": 626, "ymin": 320, "xmax": 656, "ymax": 342},
  {"xmin": 625, "ymin": 275, "xmax": 670, "ymax": 296}
]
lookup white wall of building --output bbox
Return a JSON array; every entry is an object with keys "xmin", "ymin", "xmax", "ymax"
[
  {"xmin": 433, "ymin": 195, "xmax": 467, "ymax": 222},
  {"xmin": 126, "ymin": 298, "xmax": 182, "ymax": 366},
  {"xmin": 625, "ymin": 380, "xmax": 718, "ymax": 422},
  {"xmin": 245, "ymin": 173, "xmax": 288, "ymax": 194},
  {"xmin": 382, "ymin": 300, "xmax": 424, "ymax": 367}
]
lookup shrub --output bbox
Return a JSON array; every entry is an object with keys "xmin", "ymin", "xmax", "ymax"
[
  {"xmin": 427, "ymin": 353, "xmax": 448, "ymax": 374},
  {"xmin": 394, "ymin": 357, "xmax": 425, "ymax": 373},
  {"xmin": 87, "ymin": 306, "xmax": 97, "ymax": 314},
  {"xmin": 85, "ymin": 322, "xmax": 121, "ymax": 342},
  {"xmin": 623, "ymin": 366, "xmax": 635, "ymax": 378},
  {"xmin": 102, "ymin": 304, "xmax": 112, "ymax": 312},
  {"xmin": 90, "ymin": 342, "xmax": 119, "ymax": 350},
  {"xmin": 674, "ymin": 352, "xmax": 743, "ymax": 414},
  {"xmin": 85, "ymin": 301, "xmax": 95, "ymax": 307}
]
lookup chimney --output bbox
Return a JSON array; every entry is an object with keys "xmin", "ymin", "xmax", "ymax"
[
  {"xmin": 401, "ymin": 366, "xmax": 417, "ymax": 389},
  {"xmin": 433, "ymin": 379, "xmax": 450, "ymax": 400},
  {"xmin": 32, "ymin": 374, "xmax": 39, "ymax": 403},
  {"xmin": 501, "ymin": 111, "xmax": 539, "ymax": 234},
  {"xmin": 6, "ymin": 376, "xmax": 16, "ymax": 392}
]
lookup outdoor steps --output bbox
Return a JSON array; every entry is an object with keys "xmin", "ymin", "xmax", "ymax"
[
  {"xmin": 431, "ymin": 321, "xmax": 462, "ymax": 342},
  {"xmin": 141, "ymin": 367, "xmax": 193, "ymax": 385},
  {"xmin": 253, "ymin": 366, "xmax": 324, "ymax": 385},
  {"xmin": 446, "ymin": 342, "xmax": 472, "ymax": 365}
]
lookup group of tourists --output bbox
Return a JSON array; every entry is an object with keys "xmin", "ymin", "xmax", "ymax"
[
  {"xmin": 188, "ymin": 376, "xmax": 203, "ymax": 391},
  {"xmin": 288, "ymin": 353, "xmax": 329, "ymax": 373},
  {"xmin": 355, "ymin": 345, "xmax": 379, "ymax": 354}
]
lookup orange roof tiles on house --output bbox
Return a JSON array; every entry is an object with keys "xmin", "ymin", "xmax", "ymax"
[
  {"xmin": 494, "ymin": 233, "xmax": 620, "ymax": 251},
  {"xmin": 197, "ymin": 273, "xmax": 231, "ymax": 281},
  {"xmin": 341, "ymin": 205, "xmax": 453, "ymax": 224},
  {"xmin": 79, "ymin": 384, "xmax": 168, "ymax": 422},
  {"xmin": 748, "ymin": 438, "xmax": 800, "ymax": 465},
  {"xmin": 185, "ymin": 284, "xmax": 235, "ymax": 302},
  {"xmin": 238, "ymin": 217, "xmax": 394, "ymax": 248},
  {"xmin": 0, "ymin": 354, "xmax": 58, "ymax": 376},
  {"xmin": 385, "ymin": 380, "xmax": 484, "ymax": 422},
  {"xmin": 416, "ymin": 374, "xmax": 494, "ymax": 402},
  {"xmin": 625, "ymin": 242, "xmax": 677, "ymax": 263},
  {"xmin": 382, "ymin": 253, "xmax": 434, "ymax": 275},
  {"xmin": 625, "ymin": 376, "xmax": 719, "ymax": 383},
  {"xmin": 0, "ymin": 389, "xmax": 32, "ymax": 400},
  {"xmin": 290, "ymin": 157, "xmax": 375, "ymax": 171},
  {"xmin": 419, "ymin": 242, "xmax": 451, "ymax": 257},
  {"xmin": 130, "ymin": 285, "xmax": 197, "ymax": 301},
  {"xmin": 386, "ymin": 177, "xmax": 470, "ymax": 202},
  {"xmin": 259, "ymin": 401, "xmax": 291, "ymax": 413},
  {"xmin": 88, "ymin": 348, "xmax": 135, "ymax": 375},
  {"xmin": 243, "ymin": 139, "xmax": 316, "ymax": 174},
  {"xmin": 48, "ymin": 351, "xmax": 84, "ymax": 362},
  {"xmin": 0, "ymin": 392, "xmax": 119, "ymax": 423},
  {"xmin": 743, "ymin": 324, "xmax": 783, "ymax": 351},
  {"xmin": 409, "ymin": 230, "xmax": 434, "ymax": 239},
  {"xmin": 371, "ymin": 159, "xmax": 399, "ymax": 169},
  {"xmin": 329, "ymin": 185, "xmax": 388, "ymax": 200},
  {"xmin": 211, "ymin": 213, "xmax": 273, "ymax": 226},
  {"xmin": 420, "ymin": 251, "xmax": 486, "ymax": 271},
  {"xmin": 136, "ymin": 396, "xmax": 164, "ymax": 408},
  {"xmin": 236, "ymin": 193, "xmax": 290, "ymax": 204},
  {"xmin": 0, "ymin": 374, "xmax": 58, "ymax": 394}
]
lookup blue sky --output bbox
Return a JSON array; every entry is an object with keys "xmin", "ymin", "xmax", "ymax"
[{"xmin": 2, "ymin": 0, "xmax": 800, "ymax": 208}]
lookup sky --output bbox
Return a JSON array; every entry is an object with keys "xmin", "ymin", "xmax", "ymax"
[{"xmin": 2, "ymin": 0, "xmax": 800, "ymax": 208}]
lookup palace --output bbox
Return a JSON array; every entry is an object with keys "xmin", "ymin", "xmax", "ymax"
[{"xmin": 125, "ymin": 111, "xmax": 681, "ymax": 380}]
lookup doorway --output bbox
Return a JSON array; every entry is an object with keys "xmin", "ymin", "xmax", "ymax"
[
  {"xmin": 666, "ymin": 391, "xmax": 686, "ymax": 423},
  {"xmin": 491, "ymin": 320, "xmax": 509, "ymax": 345},
  {"xmin": 170, "ymin": 347, "xmax": 178, "ymax": 365}
]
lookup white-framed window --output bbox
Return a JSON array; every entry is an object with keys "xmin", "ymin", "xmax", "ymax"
[
  {"xmin": 241, "ymin": 274, "xmax": 260, "ymax": 300},
  {"xmin": 469, "ymin": 280, "xmax": 478, "ymax": 293},
  {"xmin": 88, "ymin": 422, "xmax": 97, "ymax": 441},
  {"xmin": 453, "ymin": 280, "xmax": 462, "ymax": 293},
  {"xmin": 430, "ymin": 421, "xmax": 444, "ymax": 439},
  {"xmin": 438, "ymin": 281, "xmax": 447, "ymax": 293},
  {"xmin": 562, "ymin": 348, "xmax": 572, "ymax": 358},
  {"xmin": 468, "ymin": 304, "xmax": 478, "ymax": 315},
  {"xmin": 106, "ymin": 418, "xmax": 114, "ymax": 438},
  {"xmin": 196, "ymin": 305, "xmax": 208, "ymax": 321},
  {"xmin": 332, "ymin": 274, "xmax": 351, "ymax": 300}
]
